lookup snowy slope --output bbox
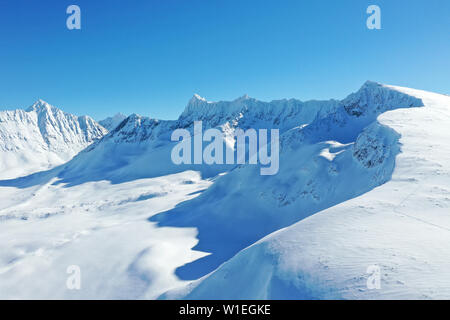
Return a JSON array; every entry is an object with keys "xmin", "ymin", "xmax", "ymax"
[
  {"xmin": 166, "ymin": 86, "xmax": 450, "ymax": 299},
  {"xmin": 1, "ymin": 82, "xmax": 449, "ymax": 300},
  {"xmin": 0, "ymin": 100, "xmax": 107, "ymax": 179},
  {"xmin": 99, "ymin": 113, "xmax": 127, "ymax": 131},
  {"xmin": 0, "ymin": 170, "xmax": 212, "ymax": 299},
  {"xmin": 152, "ymin": 81, "xmax": 424, "ymax": 280}
]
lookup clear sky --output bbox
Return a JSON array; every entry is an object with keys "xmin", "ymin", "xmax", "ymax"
[{"xmin": 0, "ymin": 0, "xmax": 449, "ymax": 120}]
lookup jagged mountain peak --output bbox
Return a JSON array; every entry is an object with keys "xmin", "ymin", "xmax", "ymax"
[
  {"xmin": 0, "ymin": 100, "xmax": 107, "ymax": 179},
  {"xmin": 234, "ymin": 94, "xmax": 251, "ymax": 101},
  {"xmin": 187, "ymin": 94, "xmax": 209, "ymax": 109},
  {"xmin": 26, "ymin": 99, "xmax": 57, "ymax": 113},
  {"xmin": 104, "ymin": 113, "xmax": 174, "ymax": 144},
  {"xmin": 93, "ymin": 81, "xmax": 426, "ymax": 147},
  {"xmin": 99, "ymin": 113, "xmax": 128, "ymax": 131},
  {"xmin": 26, "ymin": 100, "xmax": 98, "ymax": 123},
  {"xmin": 123, "ymin": 113, "xmax": 150, "ymax": 125},
  {"xmin": 342, "ymin": 81, "xmax": 424, "ymax": 117},
  {"xmin": 361, "ymin": 80, "xmax": 381, "ymax": 87},
  {"xmin": 191, "ymin": 93, "xmax": 207, "ymax": 102},
  {"xmin": 109, "ymin": 113, "xmax": 151, "ymax": 133}
]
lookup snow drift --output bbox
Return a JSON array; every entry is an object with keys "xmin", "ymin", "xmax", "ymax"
[{"xmin": 164, "ymin": 85, "xmax": 450, "ymax": 299}]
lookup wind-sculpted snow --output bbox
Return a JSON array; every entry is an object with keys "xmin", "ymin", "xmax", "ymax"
[
  {"xmin": 150, "ymin": 82, "xmax": 423, "ymax": 282},
  {"xmin": 0, "ymin": 100, "xmax": 107, "ymax": 179},
  {"xmin": 165, "ymin": 86, "xmax": 450, "ymax": 300},
  {"xmin": 152, "ymin": 122, "xmax": 403, "ymax": 281}
]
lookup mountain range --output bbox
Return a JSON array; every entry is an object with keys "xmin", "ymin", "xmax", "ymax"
[{"xmin": 0, "ymin": 81, "xmax": 449, "ymax": 299}]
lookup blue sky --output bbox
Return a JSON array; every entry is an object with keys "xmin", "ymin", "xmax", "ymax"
[{"xmin": 0, "ymin": 0, "xmax": 449, "ymax": 120}]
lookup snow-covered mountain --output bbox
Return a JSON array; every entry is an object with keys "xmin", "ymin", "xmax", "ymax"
[
  {"xmin": 152, "ymin": 81, "xmax": 424, "ymax": 280},
  {"xmin": 37, "ymin": 92, "xmax": 341, "ymax": 185},
  {"xmin": 178, "ymin": 93, "xmax": 340, "ymax": 131},
  {"xmin": 99, "ymin": 113, "xmax": 127, "ymax": 131},
  {"xmin": 163, "ymin": 85, "xmax": 450, "ymax": 299},
  {"xmin": 0, "ymin": 99, "xmax": 107, "ymax": 179},
  {"xmin": 1, "ymin": 82, "xmax": 449, "ymax": 300}
]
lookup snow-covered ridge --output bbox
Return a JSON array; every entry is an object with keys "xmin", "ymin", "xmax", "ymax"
[
  {"xmin": 178, "ymin": 93, "xmax": 341, "ymax": 131},
  {"xmin": 32, "ymin": 81, "xmax": 424, "ymax": 186},
  {"xmin": 50, "ymin": 88, "xmax": 347, "ymax": 183},
  {"xmin": 167, "ymin": 85, "xmax": 450, "ymax": 300},
  {"xmin": 342, "ymin": 81, "xmax": 423, "ymax": 117},
  {"xmin": 104, "ymin": 81, "xmax": 423, "ymax": 145},
  {"xmin": 104, "ymin": 114, "xmax": 176, "ymax": 143},
  {"xmin": 0, "ymin": 99, "xmax": 107, "ymax": 179},
  {"xmin": 99, "ymin": 113, "xmax": 127, "ymax": 131},
  {"xmin": 146, "ymin": 82, "xmax": 426, "ymax": 283}
]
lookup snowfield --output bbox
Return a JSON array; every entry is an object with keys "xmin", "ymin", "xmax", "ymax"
[
  {"xmin": 0, "ymin": 82, "xmax": 449, "ymax": 299},
  {"xmin": 0, "ymin": 171, "xmax": 211, "ymax": 299}
]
